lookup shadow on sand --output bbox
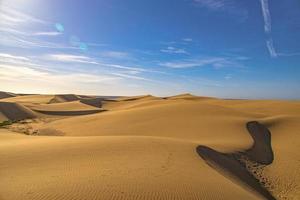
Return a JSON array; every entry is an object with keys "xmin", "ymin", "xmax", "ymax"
[{"xmin": 196, "ymin": 121, "xmax": 276, "ymax": 200}]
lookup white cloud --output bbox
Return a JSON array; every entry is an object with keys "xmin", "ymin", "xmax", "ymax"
[
  {"xmin": 193, "ymin": 0, "xmax": 229, "ymax": 10},
  {"xmin": 259, "ymin": 0, "xmax": 272, "ymax": 34},
  {"xmin": 266, "ymin": 39, "xmax": 277, "ymax": 58},
  {"xmin": 183, "ymin": 38, "xmax": 193, "ymax": 42},
  {"xmin": 33, "ymin": 32, "xmax": 62, "ymax": 36},
  {"xmin": 0, "ymin": 64, "xmax": 49, "ymax": 80},
  {"xmin": 110, "ymin": 73, "xmax": 151, "ymax": 81},
  {"xmin": 99, "ymin": 51, "xmax": 130, "ymax": 59},
  {"xmin": 258, "ymin": 0, "xmax": 280, "ymax": 58},
  {"xmin": 0, "ymin": 63, "xmax": 120, "ymax": 84},
  {"xmin": 0, "ymin": 5, "xmax": 75, "ymax": 50},
  {"xmin": 160, "ymin": 57, "xmax": 237, "ymax": 68},
  {"xmin": 0, "ymin": 53, "xmax": 45, "ymax": 68},
  {"xmin": 105, "ymin": 63, "xmax": 162, "ymax": 74},
  {"xmin": 0, "ymin": 5, "xmax": 46, "ymax": 26},
  {"xmin": 46, "ymin": 54, "xmax": 98, "ymax": 64},
  {"xmin": 160, "ymin": 46, "xmax": 188, "ymax": 54},
  {"xmin": 0, "ymin": 53, "xmax": 30, "ymax": 61}
]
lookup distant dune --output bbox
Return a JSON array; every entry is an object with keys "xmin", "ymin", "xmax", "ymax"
[
  {"xmin": 0, "ymin": 91, "xmax": 16, "ymax": 99},
  {"xmin": 165, "ymin": 93, "xmax": 215, "ymax": 100},
  {"xmin": 0, "ymin": 102, "xmax": 36, "ymax": 122},
  {"xmin": 49, "ymin": 94, "xmax": 80, "ymax": 103},
  {"xmin": 0, "ymin": 92, "xmax": 300, "ymax": 200}
]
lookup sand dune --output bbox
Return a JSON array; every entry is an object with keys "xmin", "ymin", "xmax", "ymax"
[
  {"xmin": 0, "ymin": 92, "xmax": 16, "ymax": 99},
  {"xmin": 117, "ymin": 94, "xmax": 160, "ymax": 101},
  {"xmin": 0, "ymin": 130, "xmax": 262, "ymax": 200},
  {"xmin": 29, "ymin": 101, "xmax": 104, "ymax": 116},
  {"xmin": 0, "ymin": 102, "xmax": 36, "ymax": 122},
  {"xmin": 0, "ymin": 94, "xmax": 55, "ymax": 104},
  {"xmin": 79, "ymin": 97, "xmax": 103, "ymax": 108},
  {"xmin": 49, "ymin": 94, "xmax": 80, "ymax": 103},
  {"xmin": 0, "ymin": 92, "xmax": 300, "ymax": 199},
  {"xmin": 165, "ymin": 93, "xmax": 215, "ymax": 100}
]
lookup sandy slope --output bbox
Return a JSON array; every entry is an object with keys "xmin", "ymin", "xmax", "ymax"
[
  {"xmin": 0, "ymin": 130, "xmax": 261, "ymax": 200},
  {"xmin": 0, "ymin": 93, "xmax": 300, "ymax": 200},
  {"xmin": 0, "ymin": 94, "xmax": 55, "ymax": 105},
  {"xmin": 0, "ymin": 102, "xmax": 37, "ymax": 122},
  {"xmin": 0, "ymin": 91, "xmax": 16, "ymax": 99}
]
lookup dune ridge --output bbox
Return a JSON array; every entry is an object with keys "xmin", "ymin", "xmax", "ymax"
[
  {"xmin": 49, "ymin": 94, "xmax": 80, "ymax": 103},
  {"xmin": 79, "ymin": 97, "xmax": 103, "ymax": 108},
  {"xmin": 0, "ymin": 102, "xmax": 36, "ymax": 122},
  {"xmin": 0, "ymin": 92, "xmax": 16, "ymax": 99}
]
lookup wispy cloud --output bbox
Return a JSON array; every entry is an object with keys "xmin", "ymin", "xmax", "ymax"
[
  {"xmin": 266, "ymin": 39, "xmax": 277, "ymax": 58},
  {"xmin": 277, "ymin": 52, "xmax": 300, "ymax": 57},
  {"xmin": 259, "ymin": 0, "xmax": 300, "ymax": 58},
  {"xmin": 193, "ymin": 0, "xmax": 248, "ymax": 22},
  {"xmin": 33, "ymin": 32, "xmax": 62, "ymax": 36},
  {"xmin": 0, "ymin": 53, "xmax": 121, "ymax": 84},
  {"xmin": 160, "ymin": 57, "xmax": 243, "ymax": 69},
  {"xmin": 0, "ymin": 53, "xmax": 30, "ymax": 61},
  {"xmin": 258, "ymin": 0, "xmax": 277, "ymax": 58},
  {"xmin": 0, "ymin": 64, "xmax": 48, "ymax": 79},
  {"xmin": 45, "ymin": 54, "xmax": 98, "ymax": 64},
  {"xmin": 193, "ymin": 0, "xmax": 228, "ymax": 10},
  {"xmin": 44, "ymin": 53, "xmax": 161, "ymax": 74},
  {"xmin": 160, "ymin": 46, "xmax": 188, "ymax": 54},
  {"xmin": 0, "ymin": 5, "xmax": 47, "ymax": 26},
  {"xmin": 183, "ymin": 38, "xmax": 193, "ymax": 42},
  {"xmin": 99, "ymin": 51, "xmax": 131, "ymax": 59},
  {"xmin": 105, "ymin": 64, "xmax": 148, "ymax": 72},
  {"xmin": 110, "ymin": 73, "xmax": 151, "ymax": 81},
  {"xmin": 259, "ymin": 0, "xmax": 272, "ymax": 34},
  {"xmin": 0, "ymin": 64, "xmax": 120, "ymax": 84},
  {"xmin": 0, "ymin": 5, "xmax": 77, "ymax": 51}
]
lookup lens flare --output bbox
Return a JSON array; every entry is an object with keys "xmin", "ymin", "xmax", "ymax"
[
  {"xmin": 79, "ymin": 43, "xmax": 88, "ymax": 51},
  {"xmin": 55, "ymin": 23, "xmax": 64, "ymax": 32}
]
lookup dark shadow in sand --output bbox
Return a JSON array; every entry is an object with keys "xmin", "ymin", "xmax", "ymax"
[
  {"xmin": 32, "ymin": 109, "xmax": 106, "ymax": 116},
  {"xmin": 79, "ymin": 98, "xmax": 103, "ymax": 108},
  {"xmin": 245, "ymin": 121, "xmax": 274, "ymax": 165},
  {"xmin": 196, "ymin": 121, "xmax": 276, "ymax": 200}
]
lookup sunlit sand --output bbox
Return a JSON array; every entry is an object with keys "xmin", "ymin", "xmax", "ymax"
[{"xmin": 0, "ymin": 91, "xmax": 299, "ymax": 200}]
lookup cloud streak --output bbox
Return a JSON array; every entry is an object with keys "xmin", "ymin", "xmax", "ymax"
[
  {"xmin": 0, "ymin": 5, "xmax": 47, "ymax": 26},
  {"xmin": 258, "ymin": 0, "xmax": 277, "ymax": 58},
  {"xmin": 266, "ymin": 39, "xmax": 277, "ymax": 58},
  {"xmin": 46, "ymin": 54, "xmax": 99, "ymax": 64},
  {"xmin": 33, "ymin": 32, "xmax": 62, "ymax": 36},
  {"xmin": 194, "ymin": 0, "xmax": 228, "ymax": 10},
  {"xmin": 160, "ymin": 57, "xmax": 243, "ymax": 69},
  {"xmin": 160, "ymin": 46, "xmax": 188, "ymax": 54},
  {"xmin": 99, "ymin": 51, "xmax": 131, "ymax": 59},
  {"xmin": 259, "ymin": 0, "xmax": 272, "ymax": 34}
]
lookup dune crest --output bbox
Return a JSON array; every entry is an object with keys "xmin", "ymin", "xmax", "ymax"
[
  {"xmin": 166, "ymin": 93, "xmax": 214, "ymax": 100},
  {"xmin": 0, "ymin": 102, "xmax": 36, "ymax": 122},
  {"xmin": 49, "ymin": 94, "xmax": 80, "ymax": 103},
  {"xmin": 0, "ymin": 91, "xmax": 16, "ymax": 99}
]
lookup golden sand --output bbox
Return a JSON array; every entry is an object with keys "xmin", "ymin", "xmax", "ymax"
[{"xmin": 0, "ymin": 91, "xmax": 299, "ymax": 200}]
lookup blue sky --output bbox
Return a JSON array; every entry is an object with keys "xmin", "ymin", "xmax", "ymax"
[{"xmin": 0, "ymin": 0, "xmax": 300, "ymax": 99}]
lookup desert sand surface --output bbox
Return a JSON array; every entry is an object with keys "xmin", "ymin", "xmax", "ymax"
[{"xmin": 1, "ymin": 91, "xmax": 300, "ymax": 200}]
